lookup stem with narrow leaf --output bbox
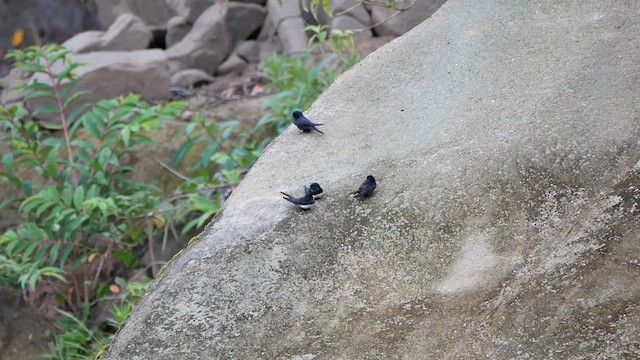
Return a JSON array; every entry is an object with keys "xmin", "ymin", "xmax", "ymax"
[{"xmin": 42, "ymin": 53, "xmax": 74, "ymax": 166}]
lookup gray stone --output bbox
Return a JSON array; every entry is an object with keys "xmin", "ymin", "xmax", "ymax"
[
  {"xmin": 165, "ymin": 3, "xmax": 231, "ymax": 74},
  {"xmin": 165, "ymin": 16, "xmax": 192, "ymax": 48},
  {"xmin": 63, "ymin": 13, "xmax": 152, "ymax": 53},
  {"xmin": 227, "ymin": 2, "xmax": 267, "ymax": 46},
  {"xmin": 256, "ymin": 9, "xmax": 275, "ymax": 41},
  {"xmin": 0, "ymin": 67, "xmax": 27, "ymax": 106},
  {"xmin": 234, "ymin": 40, "xmax": 261, "ymax": 63},
  {"xmin": 72, "ymin": 50, "xmax": 169, "ymax": 101},
  {"xmin": 216, "ymin": 52, "xmax": 247, "ymax": 75},
  {"xmin": 370, "ymin": 0, "xmax": 446, "ymax": 36},
  {"xmin": 94, "ymin": 0, "xmax": 176, "ymax": 29},
  {"xmin": 332, "ymin": 0, "xmax": 370, "ymax": 25},
  {"xmin": 266, "ymin": 0, "xmax": 307, "ymax": 55},
  {"xmin": 331, "ymin": 15, "xmax": 372, "ymax": 37},
  {"xmin": 167, "ymin": 0, "xmax": 214, "ymax": 23},
  {"xmin": 26, "ymin": 50, "xmax": 170, "ymax": 116},
  {"xmin": 231, "ymin": 0, "xmax": 266, "ymax": 4},
  {"xmin": 101, "ymin": 0, "xmax": 640, "ymax": 359},
  {"xmin": 170, "ymin": 69, "xmax": 215, "ymax": 88}
]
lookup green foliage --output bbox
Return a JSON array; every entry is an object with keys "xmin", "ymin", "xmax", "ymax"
[
  {"xmin": 255, "ymin": 52, "xmax": 340, "ymax": 133},
  {"xmin": 44, "ymin": 277, "xmax": 151, "ymax": 360},
  {"xmin": 0, "ymin": 45, "xmax": 184, "ymax": 359},
  {"xmin": 301, "ymin": 0, "xmax": 332, "ymax": 20},
  {"xmin": 171, "ymin": 114, "xmax": 261, "ymax": 235}
]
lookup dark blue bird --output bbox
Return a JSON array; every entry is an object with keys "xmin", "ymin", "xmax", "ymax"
[
  {"xmin": 310, "ymin": 182, "xmax": 323, "ymax": 199},
  {"xmin": 281, "ymin": 186, "xmax": 315, "ymax": 209},
  {"xmin": 352, "ymin": 175, "xmax": 376, "ymax": 198},
  {"xmin": 293, "ymin": 111, "xmax": 324, "ymax": 134}
]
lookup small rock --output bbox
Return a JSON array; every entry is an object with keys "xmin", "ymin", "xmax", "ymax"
[
  {"xmin": 216, "ymin": 53, "xmax": 248, "ymax": 75},
  {"xmin": 166, "ymin": 16, "xmax": 192, "ymax": 48},
  {"xmin": 171, "ymin": 69, "xmax": 215, "ymax": 88},
  {"xmin": 63, "ymin": 13, "xmax": 152, "ymax": 53},
  {"xmin": 234, "ymin": 40, "xmax": 261, "ymax": 63}
]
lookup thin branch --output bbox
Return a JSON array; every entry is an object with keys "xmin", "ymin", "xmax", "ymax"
[{"xmin": 152, "ymin": 156, "xmax": 199, "ymax": 186}]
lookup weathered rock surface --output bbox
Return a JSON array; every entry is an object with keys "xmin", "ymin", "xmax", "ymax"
[
  {"xmin": 216, "ymin": 52, "xmax": 248, "ymax": 75},
  {"xmin": 165, "ymin": 3, "xmax": 230, "ymax": 74},
  {"xmin": 165, "ymin": 16, "xmax": 192, "ymax": 48},
  {"xmin": 94, "ymin": 0, "xmax": 176, "ymax": 29},
  {"xmin": 332, "ymin": 0, "xmax": 371, "ymax": 25},
  {"xmin": 227, "ymin": 2, "xmax": 267, "ymax": 47},
  {"xmin": 234, "ymin": 40, "xmax": 261, "ymax": 63},
  {"xmin": 30, "ymin": 49, "xmax": 170, "ymax": 109},
  {"xmin": 100, "ymin": 1, "xmax": 640, "ymax": 359},
  {"xmin": 370, "ymin": 0, "xmax": 446, "ymax": 36},
  {"xmin": 267, "ymin": 0, "xmax": 308, "ymax": 55},
  {"xmin": 167, "ymin": 0, "xmax": 215, "ymax": 23},
  {"xmin": 170, "ymin": 68, "xmax": 215, "ymax": 87},
  {"xmin": 63, "ymin": 13, "xmax": 152, "ymax": 53}
]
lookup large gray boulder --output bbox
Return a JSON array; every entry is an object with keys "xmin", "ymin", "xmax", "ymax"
[
  {"xmin": 227, "ymin": 2, "xmax": 267, "ymax": 47},
  {"xmin": 100, "ymin": 0, "xmax": 640, "ymax": 359},
  {"xmin": 165, "ymin": 1, "xmax": 265, "ymax": 75},
  {"xmin": 165, "ymin": 15, "xmax": 192, "ymax": 48},
  {"xmin": 3, "ymin": 49, "xmax": 170, "ymax": 113},
  {"xmin": 165, "ymin": 2, "xmax": 230, "ymax": 74},
  {"xmin": 167, "ymin": 0, "xmax": 214, "ymax": 23},
  {"xmin": 62, "ymin": 13, "xmax": 152, "ymax": 53},
  {"xmin": 267, "ymin": 0, "xmax": 308, "ymax": 55},
  {"xmin": 26, "ymin": 50, "xmax": 170, "ymax": 114}
]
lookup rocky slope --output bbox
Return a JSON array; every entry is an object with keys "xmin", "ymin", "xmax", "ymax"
[{"xmin": 99, "ymin": 0, "xmax": 640, "ymax": 358}]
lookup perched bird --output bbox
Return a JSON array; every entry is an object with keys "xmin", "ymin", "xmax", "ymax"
[
  {"xmin": 281, "ymin": 186, "xmax": 315, "ymax": 209},
  {"xmin": 293, "ymin": 111, "xmax": 324, "ymax": 134},
  {"xmin": 352, "ymin": 175, "xmax": 377, "ymax": 198},
  {"xmin": 310, "ymin": 182, "xmax": 324, "ymax": 199}
]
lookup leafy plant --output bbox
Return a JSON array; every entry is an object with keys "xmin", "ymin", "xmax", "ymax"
[
  {"xmin": 255, "ymin": 52, "xmax": 341, "ymax": 133},
  {"xmin": 44, "ymin": 277, "xmax": 151, "ymax": 360},
  {"xmin": 170, "ymin": 113, "xmax": 261, "ymax": 235},
  {"xmin": 0, "ymin": 46, "xmax": 185, "ymax": 359}
]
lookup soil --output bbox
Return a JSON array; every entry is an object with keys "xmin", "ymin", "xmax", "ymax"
[{"xmin": 0, "ymin": 287, "xmax": 54, "ymax": 360}]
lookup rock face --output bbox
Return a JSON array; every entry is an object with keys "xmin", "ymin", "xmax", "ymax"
[
  {"xmin": 63, "ymin": 13, "xmax": 152, "ymax": 53},
  {"xmin": 165, "ymin": 3, "xmax": 231, "ymax": 74},
  {"xmin": 266, "ymin": 0, "xmax": 308, "ymax": 55},
  {"xmin": 100, "ymin": 1, "xmax": 640, "ymax": 359},
  {"xmin": 165, "ymin": 15, "xmax": 192, "ymax": 48},
  {"xmin": 167, "ymin": 0, "xmax": 215, "ymax": 23},
  {"xmin": 94, "ymin": 0, "xmax": 176, "ymax": 29}
]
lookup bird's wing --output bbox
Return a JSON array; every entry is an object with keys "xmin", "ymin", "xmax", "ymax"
[{"xmin": 282, "ymin": 196, "xmax": 300, "ymax": 204}]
